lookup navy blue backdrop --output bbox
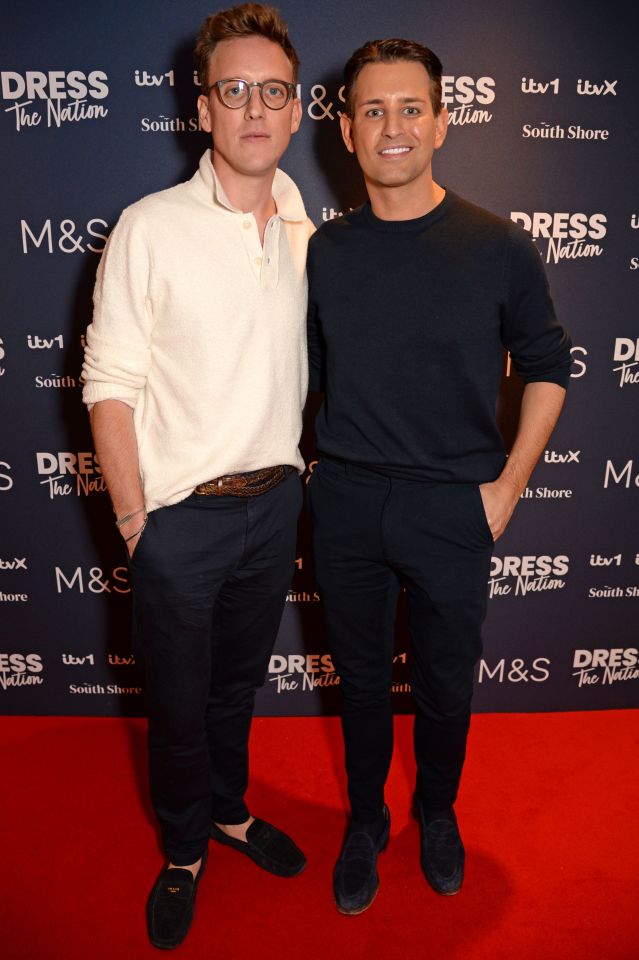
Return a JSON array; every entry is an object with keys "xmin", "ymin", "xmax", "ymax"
[{"xmin": 1, "ymin": 0, "xmax": 638, "ymax": 716}]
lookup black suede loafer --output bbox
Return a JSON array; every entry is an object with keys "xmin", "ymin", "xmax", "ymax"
[
  {"xmin": 210, "ymin": 818, "xmax": 306, "ymax": 877},
  {"xmin": 146, "ymin": 849, "xmax": 208, "ymax": 950},
  {"xmin": 333, "ymin": 805, "xmax": 390, "ymax": 915},
  {"xmin": 415, "ymin": 800, "xmax": 464, "ymax": 896}
]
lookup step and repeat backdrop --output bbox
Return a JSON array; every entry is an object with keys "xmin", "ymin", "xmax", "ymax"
[{"xmin": 1, "ymin": 0, "xmax": 638, "ymax": 717}]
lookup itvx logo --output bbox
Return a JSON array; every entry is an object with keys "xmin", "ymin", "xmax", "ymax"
[
  {"xmin": 488, "ymin": 555, "xmax": 569, "ymax": 598},
  {"xmin": 0, "ymin": 557, "xmax": 27, "ymax": 571},
  {"xmin": 544, "ymin": 449, "xmax": 580, "ymax": 464},
  {"xmin": 511, "ymin": 211, "xmax": 607, "ymax": 264},
  {"xmin": 577, "ymin": 79, "xmax": 618, "ymax": 96},
  {"xmin": 2, "ymin": 70, "xmax": 109, "ymax": 132},
  {"xmin": 37, "ymin": 452, "xmax": 106, "ymax": 499}
]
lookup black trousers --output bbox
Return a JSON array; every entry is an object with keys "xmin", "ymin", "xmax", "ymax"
[
  {"xmin": 308, "ymin": 457, "xmax": 493, "ymax": 823},
  {"xmin": 128, "ymin": 471, "xmax": 302, "ymax": 865}
]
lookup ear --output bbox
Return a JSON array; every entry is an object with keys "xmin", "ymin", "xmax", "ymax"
[
  {"xmin": 339, "ymin": 112, "xmax": 355, "ymax": 154},
  {"xmin": 434, "ymin": 106, "xmax": 448, "ymax": 150},
  {"xmin": 290, "ymin": 97, "xmax": 302, "ymax": 135},
  {"xmin": 198, "ymin": 93, "xmax": 212, "ymax": 134}
]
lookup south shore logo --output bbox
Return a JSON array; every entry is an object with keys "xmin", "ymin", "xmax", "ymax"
[
  {"xmin": 510, "ymin": 211, "xmax": 606, "ymax": 264},
  {"xmin": 488, "ymin": 555, "xmax": 569, "ymax": 598},
  {"xmin": 573, "ymin": 647, "xmax": 639, "ymax": 688},
  {"xmin": 2, "ymin": 70, "xmax": 109, "ymax": 132},
  {"xmin": 521, "ymin": 122, "xmax": 609, "ymax": 142},
  {"xmin": 69, "ymin": 683, "xmax": 142, "ymax": 696},
  {"xmin": 37, "ymin": 451, "xmax": 106, "ymax": 499},
  {"xmin": 0, "ymin": 653, "xmax": 43, "ymax": 690}
]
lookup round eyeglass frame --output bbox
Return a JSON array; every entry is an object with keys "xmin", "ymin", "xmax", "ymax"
[{"xmin": 205, "ymin": 77, "xmax": 296, "ymax": 110}]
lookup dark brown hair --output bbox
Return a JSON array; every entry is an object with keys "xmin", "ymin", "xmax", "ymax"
[
  {"xmin": 343, "ymin": 38, "xmax": 443, "ymax": 117},
  {"xmin": 195, "ymin": 3, "xmax": 300, "ymax": 89}
]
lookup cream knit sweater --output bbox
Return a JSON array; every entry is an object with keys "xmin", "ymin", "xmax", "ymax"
[{"xmin": 82, "ymin": 150, "xmax": 314, "ymax": 512}]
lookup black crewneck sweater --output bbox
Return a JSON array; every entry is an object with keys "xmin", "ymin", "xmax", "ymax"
[{"xmin": 307, "ymin": 191, "xmax": 572, "ymax": 484}]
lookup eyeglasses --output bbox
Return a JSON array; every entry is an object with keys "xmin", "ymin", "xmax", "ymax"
[{"xmin": 204, "ymin": 77, "xmax": 296, "ymax": 110}]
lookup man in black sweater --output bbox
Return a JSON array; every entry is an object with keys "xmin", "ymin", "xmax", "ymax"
[{"xmin": 306, "ymin": 38, "xmax": 572, "ymax": 915}]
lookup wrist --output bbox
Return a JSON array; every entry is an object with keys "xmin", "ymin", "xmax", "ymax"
[
  {"xmin": 494, "ymin": 472, "xmax": 524, "ymax": 502},
  {"xmin": 123, "ymin": 516, "xmax": 148, "ymax": 543},
  {"xmin": 118, "ymin": 514, "xmax": 146, "ymax": 539},
  {"xmin": 115, "ymin": 505, "xmax": 146, "ymax": 529}
]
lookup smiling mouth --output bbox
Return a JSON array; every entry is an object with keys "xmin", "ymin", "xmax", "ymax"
[{"xmin": 379, "ymin": 146, "xmax": 412, "ymax": 157}]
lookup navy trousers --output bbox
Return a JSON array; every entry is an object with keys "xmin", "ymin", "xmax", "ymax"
[
  {"xmin": 308, "ymin": 457, "xmax": 493, "ymax": 823},
  {"xmin": 128, "ymin": 471, "xmax": 302, "ymax": 865}
]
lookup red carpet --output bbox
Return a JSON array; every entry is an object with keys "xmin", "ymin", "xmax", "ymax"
[{"xmin": 1, "ymin": 711, "xmax": 638, "ymax": 960}]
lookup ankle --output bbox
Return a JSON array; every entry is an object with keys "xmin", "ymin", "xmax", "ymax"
[
  {"xmin": 167, "ymin": 856, "xmax": 201, "ymax": 879},
  {"xmin": 421, "ymin": 805, "xmax": 455, "ymax": 825},
  {"xmin": 213, "ymin": 816, "xmax": 254, "ymax": 842},
  {"xmin": 350, "ymin": 808, "xmax": 388, "ymax": 842}
]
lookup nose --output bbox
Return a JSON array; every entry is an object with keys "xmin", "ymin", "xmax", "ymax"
[
  {"xmin": 244, "ymin": 84, "xmax": 264, "ymax": 120},
  {"xmin": 381, "ymin": 109, "xmax": 402, "ymax": 138}
]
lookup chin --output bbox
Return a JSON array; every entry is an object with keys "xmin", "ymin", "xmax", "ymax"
[{"xmin": 373, "ymin": 172, "xmax": 414, "ymax": 188}]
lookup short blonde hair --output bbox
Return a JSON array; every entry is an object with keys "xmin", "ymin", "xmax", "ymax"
[{"xmin": 195, "ymin": 3, "xmax": 300, "ymax": 89}]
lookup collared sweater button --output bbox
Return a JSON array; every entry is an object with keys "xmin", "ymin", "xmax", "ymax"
[
  {"xmin": 242, "ymin": 220, "xmax": 251, "ymax": 230},
  {"xmin": 254, "ymin": 256, "xmax": 262, "ymax": 266}
]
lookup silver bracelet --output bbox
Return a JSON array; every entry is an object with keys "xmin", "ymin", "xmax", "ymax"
[
  {"xmin": 115, "ymin": 506, "xmax": 146, "ymax": 529},
  {"xmin": 124, "ymin": 516, "xmax": 148, "ymax": 543}
]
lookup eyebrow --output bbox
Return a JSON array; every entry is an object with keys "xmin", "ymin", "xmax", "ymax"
[{"xmin": 360, "ymin": 96, "xmax": 428, "ymax": 105}]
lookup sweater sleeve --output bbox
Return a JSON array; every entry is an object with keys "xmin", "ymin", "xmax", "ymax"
[
  {"xmin": 81, "ymin": 205, "xmax": 153, "ymax": 409},
  {"xmin": 501, "ymin": 225, "xmax": 572, "ymax": 387}
]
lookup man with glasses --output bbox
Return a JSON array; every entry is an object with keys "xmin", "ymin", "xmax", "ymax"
[{"xmin": 82, "ymin": 4, "xmax": 313, "ymax": 949}]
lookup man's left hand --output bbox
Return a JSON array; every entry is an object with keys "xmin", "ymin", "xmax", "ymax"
[{"xmin": 478, "ymin": 480, "xmax": 520, "ymax": 542}]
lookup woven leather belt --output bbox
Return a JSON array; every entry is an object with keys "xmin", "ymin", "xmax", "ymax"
[{"xmin": 194, "ymin": 465, "xmax": 291, "ymax": 497}]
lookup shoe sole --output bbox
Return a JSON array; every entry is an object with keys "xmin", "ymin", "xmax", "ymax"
[{"xmin": 425, "ymin": 877, "xmax": 462, "ymax": 896}]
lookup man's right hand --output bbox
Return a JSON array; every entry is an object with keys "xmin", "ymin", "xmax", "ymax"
[
  {"xmin": 89, "ymin": 400, "xmax": 146, "ymax": 559},
  {"xmin": 117, "ymin": 513, "xmax": 146, "ymax": 558}
]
